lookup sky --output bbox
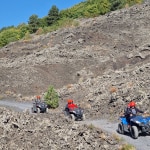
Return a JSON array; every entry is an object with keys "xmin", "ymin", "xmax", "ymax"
[{"xmin": 0, "ymin": 0, "xmax": 84, "ymax": 29}]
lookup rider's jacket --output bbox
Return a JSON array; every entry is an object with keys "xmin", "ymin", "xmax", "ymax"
[{"xmin": 125, "ymin": 107, "xmax": 144, "ymax": 117}]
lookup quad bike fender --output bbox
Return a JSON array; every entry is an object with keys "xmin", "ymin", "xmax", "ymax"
[{"xmin": 119, "ymin": 116, "xmax": 128, "ymax": 125}]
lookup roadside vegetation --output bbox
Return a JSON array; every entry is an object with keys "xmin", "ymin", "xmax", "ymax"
[
  {"xmin": 120, "ymin": 144, "xmax": 136, "ymax": 150},
  {"xmin": 44, "ymin": 85, "xmax": 59, "ymax": 109},
  {"xmin": 0, "ymin": 0, "xmax": 143, "ymax": 48}
]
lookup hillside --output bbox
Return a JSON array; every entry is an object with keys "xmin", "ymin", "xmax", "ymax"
[
  {"xmin": 0, "ymin": 1, "xmax": 150, "ymax": 150},
  {"xmin": 0, "ymin": 1, "xmax": 150, "ymax": 118}
]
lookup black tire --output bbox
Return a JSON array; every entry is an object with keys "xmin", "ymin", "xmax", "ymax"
[
  {"xmin": 31, "ymin": 107, "xmax": 37, "ymax": 113},
  {"xmin": 46, "ymin": 108, "xmax": 48, "ymax": 113},
  {"xmin": 37, "ymin": 108, "xmax": 41, "ymax": 113},
  {"xmin": 70, "ymin": 114, "xmax": 75, "ymax": 121},
  {"xmin": 131, "ymin": 126, "xmax": 139, "ymax": 139},
  {"xmin": 118, "ymin": 123, "xmax": 124, "ymax": 134},
  {"xmin": 82, "ymin": 114, "xmax": 86, "ymax": 121},
  {"xmin": 31, "ymin": 107, "xmax": 34, "ymax": 113}
]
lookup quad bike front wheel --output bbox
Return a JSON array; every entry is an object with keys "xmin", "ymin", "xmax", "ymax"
[
  {"xmin": 118, "ymin": 123, "xmax": 124, "ymax": 134},
  {"xmin": 37, "ymin": 108, "xmax": 41, "ymax": 113},
  {"xmin": 31, "ymin": 107, "xmax": 34, "ymax": 113},
  {"xmin": 82, "ymin": 114, "xmax": 86, "ymax": 121},
  {"xmin": 46, "ymin": 108, "xmax": 48, "ymax": 113},
  {"xmin": 70, "ymin": 114, "xmax": 75, "ymax": 121},
  {"xmin": 131, "ymin": 126, "xmax": 139, "ymax": 139},
  {"xmin": 31, "ymin": 107, "xmax": 38, "ymax": 113}
]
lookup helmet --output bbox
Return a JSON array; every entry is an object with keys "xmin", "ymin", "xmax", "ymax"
[
  {"xmin": 67, "ymin": 99, "xmax": 73, "ymax": 104},
  {"xmin": 37, "ymin": 95, "xmax": 41, "ymax": 99},
  {"xmin": 129, "ymin": 101, "xmax": 135, "ymax": 107}
]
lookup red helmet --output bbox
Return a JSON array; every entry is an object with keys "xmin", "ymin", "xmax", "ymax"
[
  {"xmin": 129, "ymin": 101, "xmax": 135, "ymax": 107},
  {"xmin": 37, "ymin": 95, "xmax": 41, "ymax": 99},
  {"xmin": 67, "ymin": 99, "xmax": 73, "ymax": 104}
]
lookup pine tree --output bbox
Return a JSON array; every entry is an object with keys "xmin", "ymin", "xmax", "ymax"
[
  {"xmin": 47, "ymin": 5, "xmax": 59, "ymax": 26},
  {"xmin": 44, "ymin": 85, "xmax": 59, "ymax": 109},
  {"xmin": 28, "ymin": 14, "xmax": 39, "ymax": 33}
]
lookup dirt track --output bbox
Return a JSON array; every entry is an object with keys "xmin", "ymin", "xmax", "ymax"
[
  {"xmin": 0, "ymin": 99, "xmax": 32, "ymax": 112},
  {"xmin": 84, "ymin": 119, "xmax": 150, "ymax": 150},
  {"xmin": 0, "ymin": 99, "xmax": 150, "ymax": 150}
]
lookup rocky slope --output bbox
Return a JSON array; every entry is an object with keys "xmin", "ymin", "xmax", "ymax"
[
  {"xmin": 0, "ymin": 107, "xmax": 124, "ymax": 150},
  {"xmin": 1, "ymin": 2, "xmax": 150, "ymax": 116},
  {"xmin": 0, "ymin": 2, "xmax": 150, "ymax": 149}
]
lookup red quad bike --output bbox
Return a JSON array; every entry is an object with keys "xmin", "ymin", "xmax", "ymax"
[{"xmin": 64, "ymin": 107, "xmax": 85, "ymax": 121}]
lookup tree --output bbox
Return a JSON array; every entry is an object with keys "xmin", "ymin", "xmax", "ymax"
[
  {"xmin": 0, "ymin": 25, "xmax": 14, "ymax": 33},
  {"xmin": 17, "ymin": 23, "xmax": 29, "ymax": 38},
  {"xmin": 38, "ymin": 17, "xmax": 48, "ymax": 28},
  {"xmin": 126, "ymin": 0, "xmax": 143, "ymax": 6},
  {"xmin": 28, "ymin": 14, "xmax": 39, "ymax": 33},
  {"xmin": 47, "ymin": 5, "xmax": 59, "ymax": 26},
  {"xmin": 109, "ymin": 0, "xmax": 125, "ymax": 11},
  {"xmin": 0, "ymin": 35, "xmax": 8, "ymax": 47},
  {"xmin": 0, "ymin": 27, "xmax": 20, "ymax": 47},
  {"xmin": 44, "ymin": 85, "xmax": 59, "ymax": 109},
  {"xmin": 97, "ymin": 0, "xmax": 111, "ymax": 15}
]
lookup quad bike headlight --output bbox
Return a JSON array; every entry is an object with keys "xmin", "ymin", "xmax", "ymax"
[{"xmin": 135, "ymin": 120, "xmax": 140, "ymax": 124}]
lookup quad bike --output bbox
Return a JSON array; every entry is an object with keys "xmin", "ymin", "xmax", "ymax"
[
  {"xmin": 64, "ymin": 107, "xmax": 85, "ymax": 121},
  {"xmin": 118, "ymin": 115, "xmax": 150, "ymax": 139},
  {"xmin": 31, "ymin": 100, "xmax": 47, "ymax": 113}
]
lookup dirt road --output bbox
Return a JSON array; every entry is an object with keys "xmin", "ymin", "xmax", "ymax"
[
  {"xmin": 0, "ymin": 99, "xmax": 32, "ymax": 112},
  {"xmin": 0, "ymin": 99, "xmax": 150, "ymax": 150},
  {"xmin": 84, "ymin": 119, "xmax": 150, "ymax": 150}
]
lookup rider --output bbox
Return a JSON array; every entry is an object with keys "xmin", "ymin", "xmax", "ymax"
[
  {"xmin": 35, "ymin": 95, "xmax": 41, "ymax": 105},
  {"xmin": 125, "ymin": 100, "xmax": 145, "ymax": 127},
  {"xmin": 65, "ymin": 99, "xmax": 78, "ymax": 112},
  {"xmin": 36, "ymin": 95, "xmax": 41, "ymax": 100}
]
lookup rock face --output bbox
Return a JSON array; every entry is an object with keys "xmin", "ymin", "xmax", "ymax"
[
  {"xmin": 0, "ymin": 1, "xmax": 150, "ymax": 128},
  {"xmin": 0, "ymin": 107, "xmax": 121, "ymax": 150}
]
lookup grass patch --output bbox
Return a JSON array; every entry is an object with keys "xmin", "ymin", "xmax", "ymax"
[
  {"xmin": 0, "ymin": 94, "xmax": 4, "ymax": 100},
  {"xmin": 88, "ymin": 123, "xmax": 95, "ymax": 130},
  {"xmin": 112, "ymin": 133, "xmax": 123, "ymax": 142},
  {"xmin": 119, "ymin": 144, "xmax": 136, "ymax": 150}
]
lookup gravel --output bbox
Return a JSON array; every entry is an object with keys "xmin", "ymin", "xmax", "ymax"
[{"xmin": 0, "ymin": 99, "xmax": 150, "ymax": 150}]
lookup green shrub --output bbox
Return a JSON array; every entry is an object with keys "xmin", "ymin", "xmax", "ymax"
[
  {"xmin": 88, "ymin": 123, "xmax": 95, "ymax": 130},
  {"xmin": 0, "ymin": 94, "xmax": 4, "ymax": 100},
  {"xmin": 23, "ymin": 31, "xmax": 31, "ymax": 41},
  {"xmin": 120, "ymin": 144, "xmax": 135, "ymax": 150},
  {"xmin": 0, "ymin": 27, "xmax": 20, "ymax": 47},
  {"xmin": 57, "ymin": 18, "xmax": 79, "ymax": 28},
  {"xmin": 44, "ymin": 85, "xmax": 59, "ymax": 109}
]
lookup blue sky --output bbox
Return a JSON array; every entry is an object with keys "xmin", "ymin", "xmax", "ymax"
[{"xmin": 0, "ymin": 0, "xmax": 84, "ymax": 29}]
